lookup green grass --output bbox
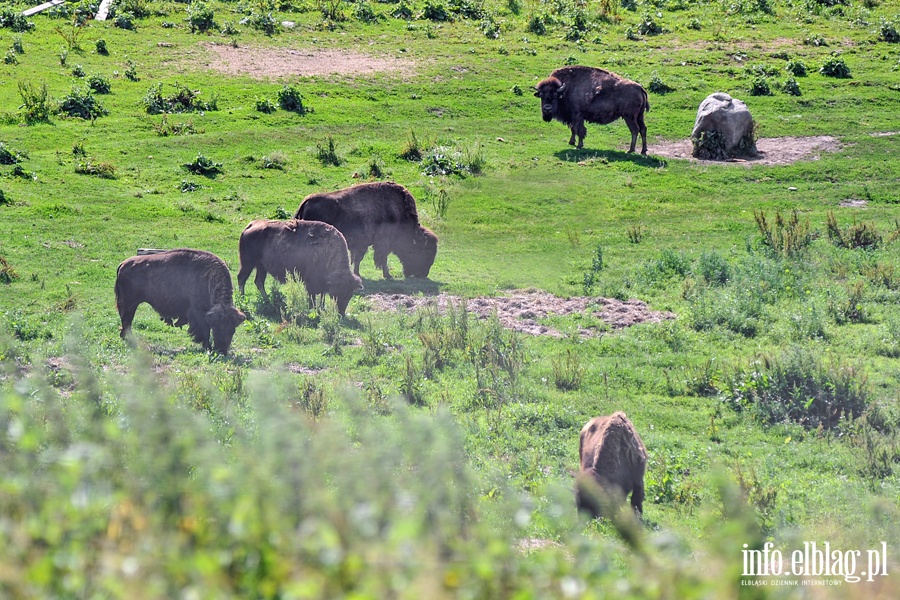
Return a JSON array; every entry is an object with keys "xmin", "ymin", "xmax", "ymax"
[{"xmin": 2, "ymin": 0, "xmax": 900, "ymax": 596}]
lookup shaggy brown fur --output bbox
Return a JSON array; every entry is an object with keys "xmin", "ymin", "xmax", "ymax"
[
  {"xmin": 534, "ymin": 66, "xmax": 650, "ymax": 154},
  {"xmin": 236, "ymin": 219, "xmax": 363, "ymax": 316},
  {"xmin": 115, "ymin": 249, "xmax": 246, "ymax": 354},
  {"xmin": 294, "ymin": 182, "xmax": 438, "ymax": 279},
  {"xmin": 576, "ymin": 412, "xmax": 648, "ymax": 518}
]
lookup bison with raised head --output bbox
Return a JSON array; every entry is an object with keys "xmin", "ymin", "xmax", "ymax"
[
  {"xmin": 237, "ymin": 219, "xmax": 363, "ymax": 316},
  {"xmin": 294, "ymin": 182, "xmax": 438, "ymax": 280},
  {"xmin": 115, "ymin": 249, "xmax": 246, "ymax": 354},
  {"xmin": 534, "ymin": 66, "xmax": 650, "ymax": 154},
  {"xmin": 576, "ymin": 412, "xmax": 648, "ymax": 519}
]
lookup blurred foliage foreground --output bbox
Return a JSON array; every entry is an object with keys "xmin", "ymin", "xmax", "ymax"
[{"xmin": 0, "ymin": 334, "xmax": 896, "ymax": 600}]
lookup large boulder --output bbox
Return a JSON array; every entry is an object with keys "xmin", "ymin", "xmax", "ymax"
[{"xmin": 691, "ymin": 92, "xmax": 757, "ymax": 159}]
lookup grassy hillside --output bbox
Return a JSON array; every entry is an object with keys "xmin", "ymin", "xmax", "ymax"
[{"xmin": 1, "ymin": 0, "xmax": 899, "ymax": 596}]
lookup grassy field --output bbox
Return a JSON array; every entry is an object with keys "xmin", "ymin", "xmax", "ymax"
[{"xmin": 1, "ymin": 0, "xmax": 899, "ymax": 596}]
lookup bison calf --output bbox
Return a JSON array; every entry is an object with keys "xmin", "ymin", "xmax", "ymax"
[
  {"xmin": 576, "ymin": 412, "xmax": 648, "ymax": 519},
  {"xmin": 534, "ymin": 65, "xmax": 649, "ymax": 154},
  {"xmin": 115, "ymin": 249, "xmax": 246, "ymax": 354},
  {"xmin": 294, "ymin": 182, "xmax": 438, "ymax": 280},
  {"xmin": 237, "ymin": 219, "xmax": 363, "ymax": 316}
]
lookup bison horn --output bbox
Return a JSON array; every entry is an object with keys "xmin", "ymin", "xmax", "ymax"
[{"xmin": 556, "ymin": 83, "xmax": 567, "ymax": 97}]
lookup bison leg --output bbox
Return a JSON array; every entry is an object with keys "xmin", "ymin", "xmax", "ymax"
[
  {"xmin": 118, "ymin": 302, "xmax": 139, "ymax": 339},
  {"xmin": 630, "ymin": 479, "xmax": 645, "ymax": 516},
  {"xmin": 624, "ymin": 115, "xmax": 639, "ymax": 153},
  {"xmin": 237, "ymin": 263, "xmax": 254, "ymax": 296},
  {"xmin": 637, "ymin": 112, "xmax": 648, "ymax": 155},
  {"xmin": 373, "ymin": 244, "xmax": 393, "ymax": 279},
  {"xmin": 569, "ymin": 115, "xmax": 587, "ymax": 148},
  {"xmin": 187, "ymin": 312, "xmax": 211, "ymax": 350},
  {"xmin": 254, "ymin": 268, "xmax": 269, "ymax": 300},
  {"xmin": 349, "ymin": 246, "xmax": 368, "ymax": 278}
]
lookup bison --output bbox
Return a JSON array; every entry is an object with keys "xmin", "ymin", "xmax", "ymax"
[
  {"xmin": 534, "ymin": 66, "xmax": 650, "ymax": 154},
  {"xmin": 236, "ymin": 219, "xmax": 363, "ymax": 316},
  {"xmin": 115, "ymin": 249, "xmax": 246, "ymax": 354},
  {"xmin": 294, "ymin": 182, "xmax": 438, "ymax": 280},
  {"xmin": 575, "ymin": 412, "xmax": 648, "ymax": 519}
]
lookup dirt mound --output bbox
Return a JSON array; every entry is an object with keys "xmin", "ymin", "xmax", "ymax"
[
  {"xmin": 366, "ymin": 290, "xmax": 674, "ymax": 337},
  {"xmin": 651, "ymin": 136, "xmax": 840, "ymax": 166},
  {"xmin": 202, "ymin": 43, "xmax": 414, "ymax": 79}
]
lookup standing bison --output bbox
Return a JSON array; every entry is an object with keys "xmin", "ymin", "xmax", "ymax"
[
  {"xmin": 534, "ymin": 66, "xmax": 650, "ymax": 154},
  {"xmin": 115, "ymin": 249, "xmax": 246, "ymax": 355},
  {"xmin": 576, "ymin": 412, "xmax": 648, "ymax": 519},
  {"xmin": 237, "ymin": 219, "xmax": 363, "ymax": 316},
  {"xmin": 294, "ymin": 182, "xmax": 438, "ymax": 280}
]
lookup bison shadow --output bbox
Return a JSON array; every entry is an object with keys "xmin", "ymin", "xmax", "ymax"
[
  {"xmin": 358, "ymin": 276, "xmax": 443, "ymax": 297},
  {"xmin": 554, "ymin": 148, "xmax": 667, "ymax": 168}
]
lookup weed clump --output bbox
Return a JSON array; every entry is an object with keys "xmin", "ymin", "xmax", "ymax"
[
  {"xmin": 57, "ymin": 87, "xmax": 109, "ymax": 121},
  {"xmin": 183, "ymin": 153, "xmax": 223, "ymax": 176},
  {"xmin": 316, "ymin": 136, "xmax": 342, "ymax": 166},
  {"xmin": 826, "ymin": 212, "xmax": 882, "ymax": 250},
  {"xmin": 691, "ymin": 123, "xmax": 758, "ymax": 160},
  {"xmin": 0, "ymin": 255, "xmax": 19, "ymax": 283},
  {"xmin": 754, "ymin": 209, "xmax": 812, "ymax": 258},
  {"xmin": 187, "ymin": 2, "xmax": 216, "ymax": 33},
  {"xmin": 277, "ymin": 85, "xmax": 308, "ymax": 114},
  {"xmin": 820, "ymin": 56, "xmax": 851, "ymax": 78},
  {"xmin": 724, "ymin": 347, "xmax": 870, "ymax": 429},
  {"xmin": 75, "ymin": 159, "xmax": 117, "ymax": 179},
  {"xmin": 142, "ymin": 82, "xmax": 218, "ymax": 114},
  {"xmin": 17, "ymin": 81, "xmax": 51, "ymax": 124}
]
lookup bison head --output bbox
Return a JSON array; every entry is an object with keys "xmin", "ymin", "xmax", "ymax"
[
  {"xmin": 207, "ymin": 304, "xmax": 247, "ymax": 355},
  {"xmin": 534, "ymin": 77, "xmax": 566, "ymax": 122},
  {"xmin": 397, "ymin": 227, "xmax": 438, "ymax": 279}
]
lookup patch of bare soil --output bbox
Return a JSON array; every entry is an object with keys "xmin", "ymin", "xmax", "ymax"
[
  {"xmin": 202, "ymin": 43, "xmax": 415, "ymax": 79},
  {"xmin": 651, "ymin": 136, "xmax": 841, "ymax": 166},
  {"xmin": 366, "ymin": 290, "xmax": 674, "ymax": 338}
]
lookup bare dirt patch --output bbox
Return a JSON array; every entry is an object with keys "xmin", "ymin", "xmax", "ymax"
[
  {"xmin": 201, "ymin": 43, "xmax": 415, "ymax": 79},
  {"xmin": 651, "ymin": 136, "xmax": 841, "ymax": 166},
  {"xmin": 366, "ymin": 290, "xmax": 674, "ymax": 338}
]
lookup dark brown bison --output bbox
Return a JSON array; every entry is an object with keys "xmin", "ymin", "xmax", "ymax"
[
  {"xmin": 534, "ymin": 66, "xmax": 650, "ymax": 154},
  {"xmin": 294, "ymin": 182, "xmax": 438, "ymax": 279},
  {"xmin": 576, "ymin": 412, "xmax": 648, "ymax": 519},
  {"xmin": 236, "ymin": 219, "xmax": 363, "ymax": 316},
  {"xmin": 115, "ymin": 249, "xmax": 246, "ymax": 354}
]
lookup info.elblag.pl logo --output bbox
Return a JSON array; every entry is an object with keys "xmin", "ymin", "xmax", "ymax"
[{"xmin": 741, "ymin": 542, "xmax": 889, "ymax": 586}]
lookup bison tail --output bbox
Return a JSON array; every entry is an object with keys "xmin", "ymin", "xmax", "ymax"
[{"xmin": 643, "ymin": 89, "xmax": 650, "ymax": 113}]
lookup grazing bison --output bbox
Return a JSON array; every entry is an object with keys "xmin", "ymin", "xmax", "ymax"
[
  {"xmin": 576, "ymin": 412, "xmax": 648, "ymax": 519},
  {"xmin": 236, "ymin": 219, "xmax": 363, "ymax": 316},
  {"xmin": 115, "ymin": 249, "xmax": 246, "ymax": 354},
  {"xmin": 294, "ymin": 182, "xmax": 438, "ymax": 279},
  {"xmin": 534, "ymin": 66, "xmax": 650, "ymax": 154}
]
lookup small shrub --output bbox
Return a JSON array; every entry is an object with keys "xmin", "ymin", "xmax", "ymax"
[
  {"xmin": 277, "ymin": 85, "xmax": 308, "ymax": 114},
  {"xmin": 637, "ymin": 13, "xmax": 663, "ymax": 35},
  {"xmin": 754, "ymin": 209, "xmax": 812, "ymax": 258},
  {"xmin": 400, "ymin": 355, "xmax": 426, "ymax": 406},
  {"xmin": 828, "ymin": 281, "xmax": 868, "ymax": 325},
  {"xmin": 260, "ymin": 151, "xmax": 287, "ymax": 170},
  {"xmin": 57, "ymin": 87, "xmax": 109, "ymax": 121},
  {"xmin": 3, "ymin": 49, "xmax": 17, "ymax": 65},
  {"xmin": 75, "ymin": 159, "xmax": 117, "ymax": 178},
  {"xmin": 581, "ymin": 243, "xmax": 604, "ymax": 295},
  {"xmin": 825, "ymin": 211, "xmax": 881, "ymax": 250},
  {"xmin": 748, "ymin": 76, "xmax": 772, "ymax": 96},
  {"xmin": 526, "ymin": 13, "xmax": 546, "ymax": 35},
  {"xmin": 400, "ymin": 130, "xmax": 423, "ymax": 161},
  {"xmin": 114, "ymin": 12, "xmax": 137, "ymax": 31},
  {"xmin": 723, "ymin": 347, "xmax": 870, "ymax": 429},
  {"xmin": 803, "ymin": 33, "xmax": 827, "ymax": 47},
  {"xmin": 781, "ymin": 77, "xmax": 801, "ymax": 96},
  {"xmin": 423, "ymin": 186, "xmax": 450, "ymax": 219},
  {"xmin": 648, "ymin": 72, "xmax": 674, "ymax": 94},
  {"xmin": 187, "ymin": 2, "xmax": 216, "ymax": 33},
  {"xmin": 687, "ymin": 17, "xmax": 701, "ymax": 30},
  {"xmin": 0, "ymin": 255, "xmax": 19, "ymax": 284},
  {"xmin": 124, "ymin": 60, "xmax": 139, "ymax": 82},
  {"xmin": 785, "ymin": 59, "xmax": 807, "ymax": 76},
  {"xmin": 142, "ymin": 82, "xmax": 218, "ymax": 114},
  {"xmin": 71, "ymin": 64, "xmax": 85, "ymax": 78},
  {"xmin": 820, "ymin": 56, "xmax": 850, "ymax": 78},
  {"xmin": 423, "ymin": 0, "xmax": 450, "ymax": 21},
  {"xmin": 354, "ymin": 0, "xmax": 382, "ymax": 23},
  {"xmin": 640, "ymin": 249, "xmax": 690, "ymax": 285},
  {"xmin": 244, "ymin": 11, "xmax": 280, "ymax": 35},
  {"xmin": 296, "ymin": 379, "xmax": 329, "ymax": 421},
  {"xmin": 255, "ymin": 97, "xmax": 277, "ymax": 113},
  {"xmin": 392, "ymin": 1, "xmax": 414, "ymax": 19},
  {"xmin": 87, "ymin": 74, "xmax": 111, "ymax": 94},
  {"xmin": 0, "ymin": 9, "xmax": 35, "ymax": 32},
  {"xmin": 154, "ymin": 115, "xmax": 199, "ymax": 136},
  {"xmin": 183, "ymin": 153, "xmax": 223, "ymax": 176},
  {"xmin": 316, "ymin": 136, "xmax": 342, "ymax": 166},
  {"xmin": 878, "ymin": 19, "xmax": 899, "ymax": 43},
  {"xmin": 551, "ymin": 349, "xmax": 584, "ymax": 391},
  {"xmin": 95, "ymin": 39, "xmax": 109, "ymax": 55},
  {"xmin": 0, "ymin": 143, "xmax": 27, "ymax": 165},
  {"xmin": 11, "ymin": 36, "xmax": 24, "ymax": 54},
  {"xmin": 626, "ymin": 224, "xmax": 645, "ymax": 244},
  {"xmin": 180, "ymin": 180, "xmax": 201, "ymax": 193},
  {"xmin": 59, "ymin": 49, "xmax": 68, "ymax": 66},
  {"xmin": 696, "ymin": 251, "xmax": 731, "ymax": 286}
]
